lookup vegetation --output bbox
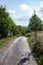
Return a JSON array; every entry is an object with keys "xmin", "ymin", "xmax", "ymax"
[
  {"xmin": 0, "ymin": 5, "xmax": 26, "ymax": 49},
  {"xmin": 0, "ymin": 5, "xmax": 26, "ymax": 39},
  {"xmin": 28, "ymin": 13, "xmax": 42, "ymax": 43},
  {"xmin": 27, "ymin": 34, "xmax": 43, "ymax": 65},
  {"xmin": 0, "ymin": 36, "xmax": 17, "ymax": 50},
  {"xmin": 27, "ymin": 11, "xmax": 43, "ymax": 65},
  {"xmin": 17, "ymin": 26, "xmax": 26, "ymax": 36},
  {"xmin": 0, "ymin": 5, "xmax": 16, "ymax": 38}
]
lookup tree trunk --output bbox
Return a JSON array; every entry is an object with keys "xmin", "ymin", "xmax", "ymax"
[{"xmin": 34, "ymin": 31, "xmax": 37, "ymax": 44}]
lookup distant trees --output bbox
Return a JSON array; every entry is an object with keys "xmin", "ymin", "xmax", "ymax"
[{"xmin": 17, "ymin": 26, "xmax": 26, "ymax": 36}]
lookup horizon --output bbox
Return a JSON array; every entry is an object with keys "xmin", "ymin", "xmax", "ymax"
[{"xmin": 0, "ymin": 0, "xmax": 43, "ymax": 26}]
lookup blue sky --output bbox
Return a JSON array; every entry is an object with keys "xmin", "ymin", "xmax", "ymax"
[{"xmin": 0, "ymin": 0, "xmax": 43, "ymax": 26}]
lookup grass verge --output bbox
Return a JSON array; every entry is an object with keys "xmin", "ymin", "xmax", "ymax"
[
  {"xmin": 0, "ymin": 36, "xmax": 17, "ymax": 50},
  {"xmin": 27, "ymin": 37, "xmax": 43, "ymax": 65}
]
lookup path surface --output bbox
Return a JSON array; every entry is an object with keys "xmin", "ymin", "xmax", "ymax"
[{"xmin": 0, "ymin": 37, "xmax": 37, "ymax": 65}]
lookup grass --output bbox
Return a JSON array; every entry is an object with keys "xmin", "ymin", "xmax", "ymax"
[
  {"xmin": 27, "ymin": 37, "xmax": 34, "ymax": 49},
  {"xmin": 0, "ymin": 36, "xmax": 17, "ymax": 50},
  {"xmin": 27, "ymin": 36, "xmax": 43, "ymax": 65}
]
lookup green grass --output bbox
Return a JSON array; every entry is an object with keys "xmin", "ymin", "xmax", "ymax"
[
  {"xmin": 0, "ymin": 36, "xmax": 17, "ymax": 50},
  {"xmin": 27, "ymin": 37, "xmax": 43, "ymax": 65},
  {"xmin": 27, "ymin": 37, "xmax": 35, "ymax": 49}
]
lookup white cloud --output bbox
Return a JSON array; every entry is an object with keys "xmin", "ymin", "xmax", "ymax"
[
  {"xmin": 20, "ymin": 4, "xmax": 29, "ymax": 11},
  {"xmin": 8, "ymin": 10, "xmax": 17, "ymax": 19},
  {"xmin": 8, "ymin": 10, "xmax": 23, "ymax": 19},
  {"xmin": 15, "ymin": 21, "xmax": 29, "ymax": 26},
  {"xmin": 19, "ymin": 4, "xmax": 33, "ymax": 17},
  {"xmin": 8, "ymin": 4, "xmax": 34, "ymax": 26},
  {"xmin": 8, "ymin": 4, "xmax": 33, "ymax": 26},
  {"xmin": 8, "ymin": 10, "xmax": 16, "ymax": 14},
  {"xmin": 8, "ymin": 9, "xmax": 28, "ymax": 26},
  {"xmin": 36, "ymin": 1, "xmax": 43, "ymax": 20},
  {"xmin": 40, "ymin": 1, "xmax": 43, "ymax": 7},
  {"xmin": 8, "ymin": 3, "xmax": 43, "ymax": 26}
]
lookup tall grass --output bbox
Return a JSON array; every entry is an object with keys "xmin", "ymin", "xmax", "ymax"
[{"xmin": 27, "ymin": 32, "xmax": 43, "ymax": 65}]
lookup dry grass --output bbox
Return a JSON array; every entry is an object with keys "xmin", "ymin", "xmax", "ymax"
[
  {"xmin": 31, "ymin": 31, "xmax": 43, "ymax": 52},
  {"xmin": 36, "ymin": 31, "xmax": 43, "ymax": 52},
  {"xmin": 27, "ymin": 31, "xmax": 43, "ymax": 65}
]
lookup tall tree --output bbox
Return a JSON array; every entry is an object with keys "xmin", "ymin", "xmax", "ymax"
[
  {"xmin": 0, "ymin": 5, "xmax": 16, "ymax": 38},
  {"xmin": 29, "ymin": 11, "xmax": 42, "ymax": 42},
  {"xmin": 0, "ymin": 5, "xmax": 9, "ymax": 38}
]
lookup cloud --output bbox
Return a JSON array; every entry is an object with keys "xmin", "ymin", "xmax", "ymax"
[
  {"xmin": 8, "ymin": 10, "xmax": 17, "ymax": 19},
  {"xmin": 40, "ymin": 1, "xmax": 43, "ymax": 7},
  {"xmin": 40, "ymin": 1, "xmax": 43, "ymax": 14},
  {"xmin": 8, "ymin": 4, "xmax": 33, "ymax": 26},
  {"xmin": 8, "ymin": 9, "xmax": 28, "ymax": 26},
  {"xmin": 15, "ymin": 21, "xmax": 29, "ymax": 26},
  {"xmin": 36, "ymin": 1, "xmax": 43, "ymax": 20},
  {"xmin": 8, "ymin": 10, "xmax": 16, "ymax": 14},
  {"xmin": 8, "ymin": 3, "xmax": 43, "ymax": 26},
  {"xmin": 19, "ymin": 4, "xmax": 33, "ymax": 17}
]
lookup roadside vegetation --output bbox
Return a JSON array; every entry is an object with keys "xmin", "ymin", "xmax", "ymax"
[
  {"xmin": 27, "ymin": 32, "xmax": 43, "ymax": 65},
  {"xmin": 0, "ymin": 5, "xmax": 26, "ymax": 49},
  {"xmin": 0, "ymin": 36, "xmax": 17, "ymax": 50},
  {"xmin": 27, "ymin": 11, "xmax": 43, "ymax": 65}
]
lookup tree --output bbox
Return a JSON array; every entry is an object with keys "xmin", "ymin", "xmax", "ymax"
[
  {"xmin": 17, "ymin": 26, "xmax": 26, "ymax": 35},
  {"xmin": 0, "ymin": 5, "xmax": 9, "ymax": 38},
  {"xmin": 0, "ymin": 5, "xmax": 17, "ymax": 38},
  {"xmin": 28, "ymin": 11, "xmax": 42, "ymax": 43},
  {"xmin": 7, "ymin": 17, "xmax": 16, "ymax": 36}
]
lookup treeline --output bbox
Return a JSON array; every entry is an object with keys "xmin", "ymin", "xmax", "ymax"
[
  {"xmin": 0, "ymin": 5, "xmax": 43, "ymax": 39},
  {"xmin": 0, "ymin": 5, "xmax": 26, "ymax": 38}
]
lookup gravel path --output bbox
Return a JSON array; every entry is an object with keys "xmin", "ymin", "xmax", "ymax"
[{"xmin": 0, "ymin": 36, "xmax": 37, "ymax": 65}]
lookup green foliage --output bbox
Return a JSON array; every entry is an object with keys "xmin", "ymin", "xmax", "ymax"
[
  {"xmin": 32, "ymin": 45, "xmax": 43, "ymax": 65},
  {"xmin": 17, "ymin": 26, "xmax": 26, "ymax": 36},
  {"xmin": 29, "ymin": 14, "xmax": 42, "ymax": 31},
  {"xmin": 0, "ymin": 5, "xmax": 26, "ymax": 38},
  {"xmin": 28, "ymin": 14, "xmax": 42, "ymax": 47},
  {"xmin": 0, "ymin": 5, "xmax": 17, "ymax": 38},
  {"xmin": 0, "ymin": 5, "xmax": 9, "ymax": 38},
  {"xmin": 26, "ymin": 27, "xmax": 32, "ymax": 33},
  {"xmin": 11, "ymin": 25, "xmax": 19, "ymax": 35},
  {"xmin": 41, "ymin": 24, "xmax": 43, "ymax": 31}
]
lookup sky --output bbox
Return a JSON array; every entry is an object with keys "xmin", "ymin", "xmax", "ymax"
[{"xmin": 0, "ymin": 0, "xmax": 43, "ymax": 26}]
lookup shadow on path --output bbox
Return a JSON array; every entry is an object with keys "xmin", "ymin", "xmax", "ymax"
[{"xmin": 18, "ymin": 52, "xmax": 31, "ymax": 65}]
